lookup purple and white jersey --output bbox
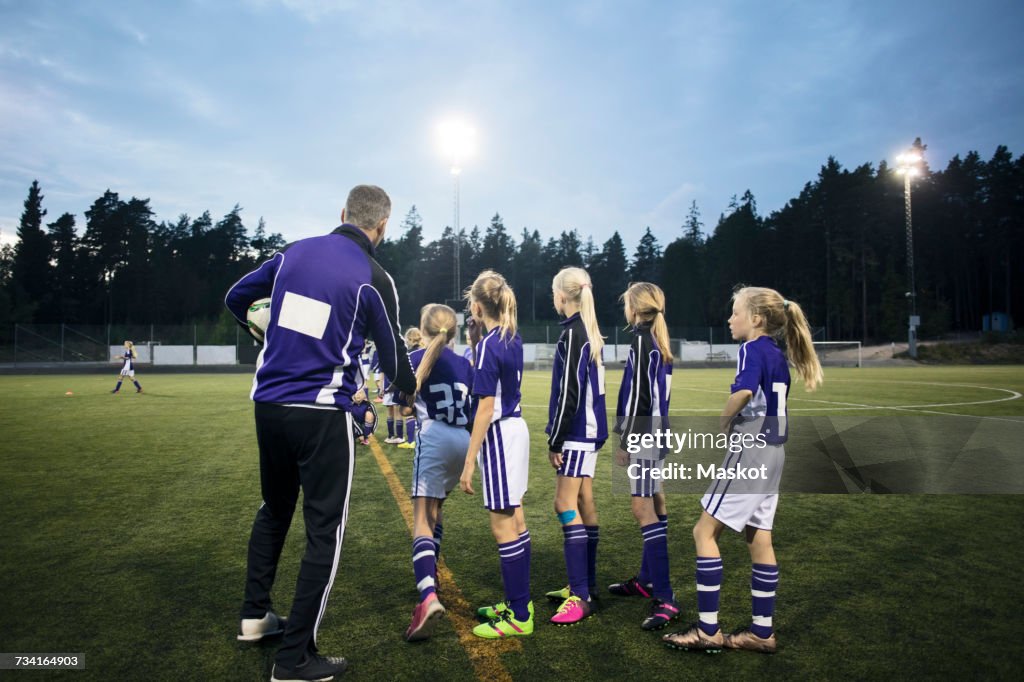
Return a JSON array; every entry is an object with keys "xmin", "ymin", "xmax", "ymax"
[
  {"xmin": 410, "ymin": 346, "xmax": 473, "ymax": 427},
  {"xmin": 732, "ymin": 335, "xmax": 790, "ymax": 444},
  {"xmin": 121, "ymin": 349, "xmax": 135, "ymax": 371},
  {"xmin": 472, "ymin": 326, "xmax": 523, "ymax": 422},
  {"xmin": 545, "ymin": 312, "xmax": 608, "ymax": 452},
  {"xmin": 224, "ymin": 224, "xmax": 415, "ymax": 410},
  {"xmin": 614, "ymin": 323, "xmax": 673, "ymax": 447}
]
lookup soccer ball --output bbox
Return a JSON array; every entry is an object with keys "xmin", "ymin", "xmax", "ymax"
[{"xmin": 246, "ymin": 298, "xmax": 272, "ymax": 343}]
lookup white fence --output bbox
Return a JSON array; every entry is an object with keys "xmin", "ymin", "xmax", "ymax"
[{"xmin": 110, "ymin": 345, "xmax": 237, "ymax": 366}]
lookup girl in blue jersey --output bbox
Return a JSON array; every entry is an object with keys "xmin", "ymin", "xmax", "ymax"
[
  {"xmin": 612, "ymin": 282, "xmax": 679, "ymax": 630},
  {"xmin": 403, "ymin": 304, "xmax": 474, "ymax": 642},
  {"xmin": 111, "ymin": 340, "xmax": 142, "ymax": 394},
  {"xmin": 397, "ymin": 328, "xmax": 423, "ymax": 450},
  {"xmin": 459, "ymin": 270, "xmax": 534, "ymax": 639},
  {"xmin": 544, "ymin": 267, "xmax": 607, "ymax": 625},
  {"xmin": 384, "ymin": 329, "xmax": 422, "ymax": 444},
  {"xmin": 664, "ymin": 286, "xmax": 822, "ymax": 654}
]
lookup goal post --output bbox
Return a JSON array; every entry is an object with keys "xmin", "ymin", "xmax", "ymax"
[{"xmin": 812, "ymin": 341, "xmax": 862, "ymax": 368}]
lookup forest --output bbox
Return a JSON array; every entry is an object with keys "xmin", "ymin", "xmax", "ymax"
[{"xmin": 2, "ymin": 139, "xmax": 1020, "ymax": 342}]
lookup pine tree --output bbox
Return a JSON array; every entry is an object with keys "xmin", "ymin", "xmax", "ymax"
[{"xmin": 10, "ymin": 180, "xmax": 51, "ymax": 318}]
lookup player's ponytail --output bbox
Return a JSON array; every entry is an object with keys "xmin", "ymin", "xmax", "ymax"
[
  {"xmin": 553, "ymin": 266, "xmax": 605, "ymax": 363},
  {"xmin": 467, "ymin": 270, "xmax": 518, "ymax": 341},
  {"xmin": 621, "ymin": 282, "xmax": 674, "ymax": 363},
  {"xmin": 126, "ymin": 340, "xmax": 137, "ymax": 359},
  {"xmin": 733, "ymin": 285, "xmax": 823, "ymax": 391},
  {"xmin": 415, "ymin": 304, "xmax": 457, "ymax": 395}
]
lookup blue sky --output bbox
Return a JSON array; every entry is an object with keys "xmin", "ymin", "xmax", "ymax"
[{"xmin": 1, "ymin": 0, "xmax": 1022, "ymax": 249}]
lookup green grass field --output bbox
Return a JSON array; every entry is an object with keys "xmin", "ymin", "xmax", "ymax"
[{"xmin": 1, "ymin": 366, "xmax": 1022, "ymax": 680}]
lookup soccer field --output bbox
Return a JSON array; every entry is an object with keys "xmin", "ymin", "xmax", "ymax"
[{"xmin": 1, "ymin": 366, "xmax": 1022, "ymax": 680}]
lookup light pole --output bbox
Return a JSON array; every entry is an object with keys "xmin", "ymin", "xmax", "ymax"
[
  {"xmin": 437, "ymin": 119, "xmax": 476, "ymax": 300},
  {"xmin": 895, "ymin": 149, "xmax": 922, "ymax": 358}
]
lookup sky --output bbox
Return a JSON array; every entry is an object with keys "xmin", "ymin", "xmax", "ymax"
[{"xmin": 1, "ymin": 0, "xmax": 1023, "ymax": 249}]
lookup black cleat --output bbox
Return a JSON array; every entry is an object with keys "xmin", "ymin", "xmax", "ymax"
[{"xmin": 270, "ymin": 654, "xmax": 348, "ymax": 681}]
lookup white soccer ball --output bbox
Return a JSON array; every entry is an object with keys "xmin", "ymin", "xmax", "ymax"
[{"xmin": 246, "ymin": 298, "xmax": 272, "ymax": 343}]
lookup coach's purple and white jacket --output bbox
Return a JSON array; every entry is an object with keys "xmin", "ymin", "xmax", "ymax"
[{"xmin": 224, "ymin": 224, "xmax": 415, "ymax": 410}]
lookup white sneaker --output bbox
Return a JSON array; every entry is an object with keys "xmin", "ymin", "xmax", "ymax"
[
  {"xmin": 238, "ymin": 610, "xmax": 287, "ymax": 642},
  {"xmin": 385, "ymin": 436, "xmax": 403, "ymax": 444}
]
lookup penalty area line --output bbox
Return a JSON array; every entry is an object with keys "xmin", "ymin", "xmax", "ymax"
[{"xmin": 367, "ymin": 437, "xmax": 519, "ymax": 681}]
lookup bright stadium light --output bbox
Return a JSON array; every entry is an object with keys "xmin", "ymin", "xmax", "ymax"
[
  {"xmin": 895, "ymin": 146, "xmax": 924, "ymax": 358},
  {"xmin": 436, "ymin": 118, "xmax": 477, "ymax": 299}
]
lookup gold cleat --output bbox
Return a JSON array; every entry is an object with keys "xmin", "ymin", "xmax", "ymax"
[
  {"xmin": 662, "ymin": 623, "xmax": 725, "ymax": 653},
  {"xmin": 723, "ymin": 627, "xmax": 777, "ymax": 653}
]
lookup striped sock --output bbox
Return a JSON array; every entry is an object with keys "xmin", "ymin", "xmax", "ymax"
[
  {"xmin": 585, "ymin": 525, "xmax": 599, "ymax": 593},
  {"xmin": 498, "ymin": 536, "xmax": 531, "ymax": 622},
  {"xmin": 412, "ymin": 535, "xmax": 437, "ymax": 601},
  {"xmin": 751, "ymin": 563, "xmax": 778, "ymax": 638},
  {"xmin": 641, "ymin": 521, "xmax": 672, "ymax": 602},
  {"xmin": 405, "ymin": 419, "xmax": 416, "ymax": 443},
  {"xmin": 387, "ymin": 418, "xmax": 395, "ymax": 439},
  {"xmin": 562, "ymin": 523, "xmax": 589, "ymax": 601},
  {"xmin": 433, "ymin": 522, "xmax": 444, "ymax": 556},
  {"xmin": 396, "ymin": 419, "xmax": 404, "ymax": 439},
  {"xmin": 696, "ymin": 556, "xmax": 723, "ymax": 635},
  {"xmin": 519, "ymin": 529, "xmax": 531, "ymax": 567}
]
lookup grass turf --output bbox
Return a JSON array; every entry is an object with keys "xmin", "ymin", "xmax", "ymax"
[{"xmin": 0, "ymin": 366, "xmax": 1022, "ymax": 680}]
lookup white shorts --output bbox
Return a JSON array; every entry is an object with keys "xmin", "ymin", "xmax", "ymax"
[
  {"xmin": 119, "ymin": 363, "xmax": 135, "ymax": 378},
  {"xmin": 557, "ymin": 449, "xmax": 598, "ymax": 478},
  {"xmin": 701, "ymin": 443, "xmax": 784, "ymax": 532},
  {"xmin": 382, "ymin": 390, "xmax": 398, "ymax": 407},
  {"xmin": 629, "ymin": 457, "xmax": 663, "ymax": 497},
  {"xmin": 411, "ymin": 421, "xmax": 470, "ymax": 499},
  {"xmin": 478, "ymin": 416, "xmax": 530, "ymax": 511}
]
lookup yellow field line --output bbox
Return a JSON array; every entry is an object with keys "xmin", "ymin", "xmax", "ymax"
[{"xmin": 367, "ymin": 437, "xmax": 520, "ymax": 682}]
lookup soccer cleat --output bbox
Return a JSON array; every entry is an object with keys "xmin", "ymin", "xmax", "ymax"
[
  {"xmin": 405, "ymin": 593, "xmax": 446, "ymax": 642},
  {"xmin": 550, "ymin": 595, "xmax": 592, "ymax": 626},
  {"xmin": 476, "ymin": 599, "xmax": 533, "ymax": 621},
  {"xmin": 663, "ymin": 623, "xmax": 725, "ymax": 652},
  {"xmin": 136, "ymin": 388, "xmax": 143, "ymax": 393},
  {"xmin": 471, "ymin": 604, "xmax": 534, "ymax": 639},
  {"xmin": 237, "ymin": 610, "xmax": 287, "ymax": 642},
  {"xmin": 270, "ymin": 653, "xmax": 348, "ymax": 681},
  {"xmin": 111, "ymin": 390, "xmax": 119, "ymax": 394},
  {"xmin": 641, "ymin": 599, "xmax": 681, "ymax": 631},
  {"xmin": 607, "ymin": 576, "xmax": 652, "ymax": 598},
  {"xmin": 723, "ymin": 627, "xmax": 777, "ymax": 653},
  {"xmin": 397, "ymin": 441, "xmax": 416, "ymax": 449},
  {"xmin": 545, "ymin": 586, "xmax": 571, "ymax": 601},
  {"xmin": 384, "ymin": 436, "xmax": 404, "ymax": 445}
]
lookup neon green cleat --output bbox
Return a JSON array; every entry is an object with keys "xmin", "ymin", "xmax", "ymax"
[
  {"xmin": 476, "ymin": 599, "xmax": 533, "ymax": 621},
  {"xmin": 545, "ymin": 586, "xmax": 571, "ymax": 601},
  {"xmin": 472, "ymin": 604, "xmax": 534, "ymax": 639}
]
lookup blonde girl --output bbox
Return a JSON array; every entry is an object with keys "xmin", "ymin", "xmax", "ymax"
[
  {"xmin": 111, "ymin": 340, "xmax": 142, "ymax": 394},
  {"xmin": 663, "ymin": 286, "xmax": 822, "ymax": 653},
  {"xmin": 543, "ymin": 267, "xmax": 607, "ymax": 625},
  {"xmin": 383, "ymin": 328, "xmax": 422, "ymax": 444},
  {"xmin": 459, "ymin": 270, "xmax": 534, "ymax": 639}
]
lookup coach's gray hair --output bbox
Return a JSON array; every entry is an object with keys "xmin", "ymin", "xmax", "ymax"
[{"xmin": 344, "ymin": 185, "xmax": 391, "ymax": 232}]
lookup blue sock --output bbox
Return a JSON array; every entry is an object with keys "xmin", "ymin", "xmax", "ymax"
[
  {"xmin": 412, "ymin": 536, "xmax": 437, "ymax": 601},
  {"xmin": 562, "ymin": 523, "xmax": 589, "ymax": 601},
  {"xmin": 387, "ymin": 418, "xmax": 395, "ymax": 439},
  {"xmin": 696, "ymin": 556, "xmax": 724, "ymax": 635},
  {"xmin": 585, "ymin": 525, "xmax": 599, "ymax": 593},
  {"xmin": 132, "ymin": 380, "xmax": 141, "ymax": 390},
  {"xmin": 396, "ymin": 418, "xmax": 404, "ymax": 439},
  {"xmin": 114, "ymin": 381, "xmax": 122, "ymax": 392},
  {"xmin": 405, "ymin": 419, "xmax": 416, "ymax": 443},
  {"xmin": 433, "ymin": 522, "xmax": 444, "ymax": 557},
  {"xmin": 519, "ymin": 529, "xmax": 531, "ymax": 567},
  {"xmin": 638, "ymin": 515, "xmax": 665, "ymax": 584},
  {"xmin": 498, "ymin": 537, "xmax": 531, "ymax": 622},
  {"xmin": 751, "ymin": 563, "xmax": 778, "ymax": 638},
  {"xmin": 641, "ymin": 521, "xmax": 672, "ymax": 602}
]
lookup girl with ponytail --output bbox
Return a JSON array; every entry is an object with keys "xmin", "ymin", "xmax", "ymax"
[
  {"xmin": 459, "ymin": 270, "xmax": 534, "ymax": 639},
  {"xmin": 664, "ymin": 286, "xmax": 821, "ymax": 654},
  {"xmin": 611, "ymin": 282, "xmax": 679, "ymax": 631},
  {"xmin": 543, "ymin": 267, "xmax": 608, "ymax": 625},
  {"xmin": 401, "ymin": 304, "xmax": 474, "ymax": 642},
  {"xmin": 111, "ymin": 340, "xmax": 143, "ymax": 394}
]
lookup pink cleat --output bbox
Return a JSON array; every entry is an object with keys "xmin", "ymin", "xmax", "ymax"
[
  {"xmin": 550, "ymin": 595, "xmax": 592, "ymax": 626},
  {"xmin": 405, "ymin": 593, "xmax": 446, "ymax": 642}
]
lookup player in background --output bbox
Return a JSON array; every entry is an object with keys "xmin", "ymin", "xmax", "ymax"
[
  {"xmin": 462, "ymin": 318, "xmax": 478, "ymax": 364},
  {"xmin": 543, "ymin": 267, "xmax": 607, "ymax": 625},
  {"xmin": 111, "ymin": 340, "xmax": 143, "ymax": 394},
  {"xmin": 459, "ymin": 270, "xmax": 534, "ymax": 639},
  {"xmin": 360, "ymin": 341, "xmax": 379, "ymax": 398},
  {"xmin": 612, "ymin": 282, "xmax": 679, "ymax": 630},
  {"xmin": 663, "ymin": 286, "xmax": 822, "ymax": 654},
  {"xmin": 371, "ymin": 346, "xmax": 384, "ymax": 402},
  {"xmin": 402, "ymin": 304, "xmax": 473, "ymax": 641},
  {"xmin": 397, "ymin": 328, "xmax": 423, "ymax": 450}
]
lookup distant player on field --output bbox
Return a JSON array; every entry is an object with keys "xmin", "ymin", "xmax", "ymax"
[
  {"xmin": 403, "ymin": 304, "xmax": 473, "ymax": 641},
  {"xmin": 612, "ymin": 282, "xmax": 680, "ymax": 631},
  {"xmin": 225, "ymin": 184, "xmax": 415, "ymax": 682},
  {"xmin": 111, "ymin": 340, "xmax": 142, "ymax": 394},
  {"xmin": 460, "ymin": 270, "xmax": 534, "ymax": 639},
  {"xmin": 397, "ymin": 328, "xmax": 423, "ymax": 449},
  {"xmin": 663, "ymin": 285, "xmax": 822, "ymax": 654},
  {"xmin": 543, "ymin": 267, "xmax": 607, "ymax": 626}
]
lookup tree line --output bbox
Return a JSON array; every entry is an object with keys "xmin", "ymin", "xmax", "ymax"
[{"xmin": 3, "ymin": 138, "xmax": 1020, "ymax": 341}]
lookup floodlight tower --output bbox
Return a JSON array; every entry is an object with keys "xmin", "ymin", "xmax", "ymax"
[
  {"xmin": 437, "ymin": 119, "xmax": 476, "ymax": 300},
  {"xmin": 895, "ymin": 148, "xmax": 923, "ymax": 358}
]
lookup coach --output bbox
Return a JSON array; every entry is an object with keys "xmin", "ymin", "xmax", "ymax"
[{"xmin": 225, "ymin": 185, "xmax": 415, "ymax": 681}]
